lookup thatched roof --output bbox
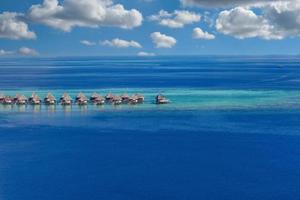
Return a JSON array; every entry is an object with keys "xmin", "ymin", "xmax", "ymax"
[
  {"xmin": 121, "ymin": 93, "xmax": 129, "ymax": 99},
  {"xmin": 130, "ymin": 95, "xmax": 138, "ymax": 100},
  {"xmin": 91, "ymin": 92, "xmax": 100, "ymax": 98},
  {"xmin": 106, "ymin": 93, "xmax": 114, "ymax": 98},
  {"xmin": 46, "ymin": 93, "xmax": 56, "ymax": 100},
  {"xmin": 32, "ymin": 94, "xmax": 41, "ymax": 101},
  {"xmin": 31, "ymin": 92, "xmax": 37, "ymax": 98},
  {"xmin": 95, "ymin": 96, "xmax": 105, "ymax": 101},
  {"xmin": 17, "ymin": 95, "xmax": 27, "ymax": 101},
  {"xmin": 135, "ymin": 94, "xmax": 144, "ymax": 99},
  {"xmin": 113, "ymin": 96, "xmax": 122, "ymax": 101},
  {"xmin": 61, "ymin": 93, "xmax": 72, "ymax": 100},
  {"xmin": 77, "ymin": 93, "xmax": 87, "ymax": 101}
]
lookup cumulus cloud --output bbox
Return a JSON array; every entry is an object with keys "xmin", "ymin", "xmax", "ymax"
[
  {"xmin": 180, "ymin": 0, "xmax": 285, "ymax": 8},
  {"xmin": 137, "ymin": 51, "xmax": 156, "ymax": 57},
  {"xmin": 149, "ymin": 10, "xmax": 201, "ymax": 28},
  {"xmin": 101, "ymin": 38, "xmax": 142, "ymax": 48},
  {"xmin": 27, "ymin": 0, "xmax": 143, "ymax": 32},
  {"xmin": 0, "ymin": 12, "xmax": 36, "ymax": 40},
  {"xmin": 193, "ymin": 27, "xmax": 215, "ymax": 40},
  {"xmin": 18, "ymin": 47, "xmax": 39, "ymax": 56},
  {"xmin": 180, "ymin": 0, "xmax": 300, "ymax": 40},
  {"xmin": 216, "ymin": 7, "xmax": 278, "ymax": 39},
  {"xmin": 216, "ymin": 2, "xmax": 300, "ymax": 40},
  {"xmin": 150, "ymin": 32, "xmax": 177, "ymax": 48},
  {"xmin": 80, "ymin": 40, "xmax": 96, "ymax": 46},
  {"xmin": 264, "ymin": 1, "xmax": 300, "ymax": 37}
]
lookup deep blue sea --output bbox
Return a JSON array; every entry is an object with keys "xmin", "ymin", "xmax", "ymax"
[{"xmin": 0, "ymin": 56, "xmax": 300, "ymax": 200}]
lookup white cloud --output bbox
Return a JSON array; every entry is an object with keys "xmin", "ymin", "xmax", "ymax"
[
  {"xmin": 0, "ymin": 12, "xmax": 36, "ymax": 40},
  {"xmin": 149, "ymin": 10, "xmax": 201, "ymax": 28},
  {"xmin": 101, "ymin": 38, "xmax": 142, "ymax": 48},
  {"xmin": 151, "ymin": 32, "xmax": 177, "ymax": 48},
  {"xmin": 27, "ymin": 0, "xmax": 143, "ymax": 32},
  {"xmin": 180, "ymin": 0, "xmax": 300, "ymax": 40},
  {"xmin": 193, "ymin": 27, "xmax": 215, "ymax": 40},
  {"xmin": 0, "ymin": 49, "xmax": 14, "ymax": 56},
  {"xmin": 137, "ymin": 51, "xmax": 156, "ymax": 57},
  {"xmin": 216, "ymin": 7, "xmax": 278, "ymax": 39},
  {"xmin": 18, "ymin": 47, "xmax": 39, "ymax": 56},
  {"xmin": 215, "ymin": 2, "xmax": 300, "ymax": 40},
  {"xmin": 80, "ymin": 40, "xmax": 96, "ymax": 46}
]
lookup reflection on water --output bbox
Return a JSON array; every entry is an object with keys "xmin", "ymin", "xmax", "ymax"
[
  {"xmin": 32, "ymin": 105, "xmax": 41, "ymax": 113},
  {"xmin": 62, "ymin": 105, "xmax": 72, "ymax": 114},
  {"xmin": 78, "ymin": 105, "xmax": 88, "ymax": 113},
  {"xmin": 17, "ymin": 105, "xmax": 26, "ymax": 112},
  {"xmin": 46, "ymin": 105, "xmax": 56, "ymax": 114}
]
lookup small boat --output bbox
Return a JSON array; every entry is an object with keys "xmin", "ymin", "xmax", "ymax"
[
  {"xmin": 76, "ymin": 92, "xmax": 88, "ymax": 105},
  {"xmin": 15, "ymin": 94, "xmax": 28, "ymax": 105},
  {"xmin": 29, "ymin": 93, "xmax": 42, "ymax": 105},
  {"xmin": 44, "ymin": 93, "xmax": 56, "ymax": 105},
  {"xmin": 112, "ymin": 96, "xmax": 122, "ymax": 105},
  {"xmin": 156, "ymin": 94, "xmax": 170, "ymax": 104},
  {"xmin": 60, "ymin": 93, "xmax": 72, "ymax": 105}
]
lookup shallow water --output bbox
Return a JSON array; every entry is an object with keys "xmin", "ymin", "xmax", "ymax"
[{"xmin": 1, "ymin": 56, "xmax": 300, "ymax": 200}]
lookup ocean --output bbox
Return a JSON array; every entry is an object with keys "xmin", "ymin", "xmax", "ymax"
[{"xmin": 0, "ymin": 56, "xmax": 300, "ymax": 200}]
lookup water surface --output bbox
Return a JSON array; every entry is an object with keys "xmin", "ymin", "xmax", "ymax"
[{"xmin": 0, "ymin": 56, "xmax": 300, "ymax": 200}]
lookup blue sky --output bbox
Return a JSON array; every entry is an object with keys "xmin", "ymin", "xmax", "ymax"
[{"xmin": 1, "ymin": 0, "xmax": 300, "ymax": 56}]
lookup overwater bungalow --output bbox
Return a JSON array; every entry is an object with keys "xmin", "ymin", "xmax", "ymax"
[
  {"xmin": 60, "ymin": 93, "xmax": 72, "ymax": 105},
  {"xmin": 121, "ymin": 93, "xmax": 130, "ymax": 103},
  {"xmin": 90, "ymin": 93, "xmax": 105, "ymax": 105},
  {"xmin": 105, "ymin": 93, "xmax": 114, "ymax": 101},
  {"xmin": 90, "ymin": 92, "xmax": 100, "ymax": 101},
  {"xmin": 95, "ymin": 96, "xmax": 105, "ymax": 105},
  {"xmin": 135, "ymin": 94, "xmax": 145, "ymax": 103},
  {"xmin": 128, "ymin": 95, "xmax": 138, "ymax": 104},
  {"xmin": 29, "ymin": 93, "xmax": 42, "ymax": 105},
  {"xmin": 15, "ymin": 94, "xmax": 27, "ymax": 105},
  {"xmin": 28, "ymin": 92, "xmax": 37, "ymax": 102},
  {"xmin": 76, "ymin": 92, "xmax": 88, "ymax": 105},
  {"xmin": 13, "ymin": 94, "xmax": 20, "ymax": 103},
  {"xmin": 112, "ymin": 96, "xmax": 122, "ymax": 105},
  {"xmin": 44, "ymin": 93, "xmax": 56, "ymax": 105},
  {"xmin": 156, "ymin": 94, "xmax": 170, "ymax": 104},
  {"xmin": 3, "ymin": 96, "xmax": 13, "ymax": 104}
]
